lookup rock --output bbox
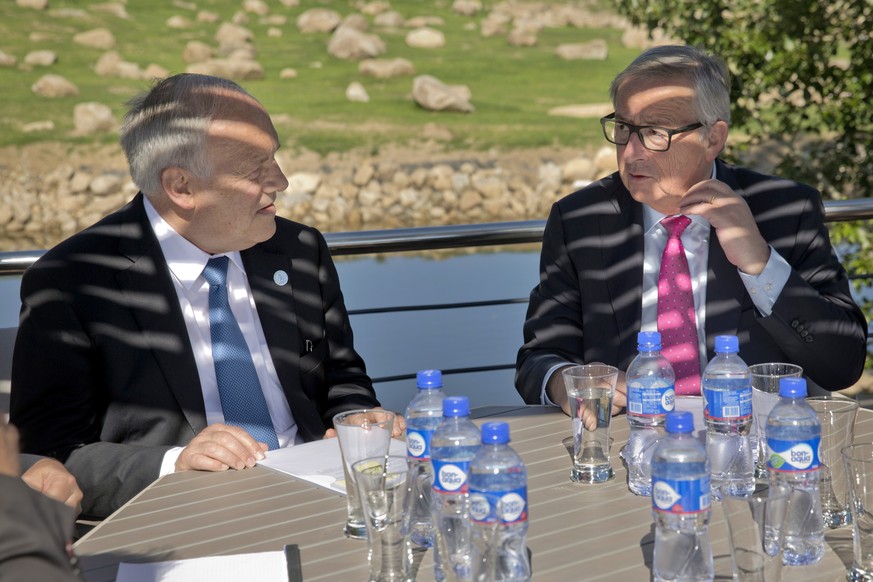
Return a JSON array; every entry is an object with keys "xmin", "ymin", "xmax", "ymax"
[
  {"xmin": 279, "ymin": 68, "xmax": 298, "ymax": 79},
  {"xmin": 374, "ymin": 11, "xmax": 404, "ymax": 28},
  {"xmin": 562, "ymin": 157, "xmax": 595, "ymax": 183},
  {"xmin": 452, "ymin": 0, "xmax": 481, "ymax": 16},
  {"xmin": 0, "ymin": 50, "xmax": 17, "ymax": 67},
  {"xmin": 507, "ymin": 27, "xmax": 537, "ymax": 47},
  {"xmin": 548, "ymin": 103, "xmax": 613, "ymax": 119},
  {"xmin": 73, "ymin": 28, "xmax": 116, "ymax": 50},
  {"xmin": 346, "ymin": 81, "xmax": 369, "ymax": 103},
  {"xmin": 405, "ymin": 16, "xmax": 443, "ymax": 28},
  {"xmin": 361, "ymin": 1, "xmax": 390, "ymax": 15},
  {"xmin": 327, "ymin": 27, "xmax": 386, "ymax": 60},
  {"xmin": 95, "ymin": 51, "xmax": 122, "ymax": 76},
  {"xmin": 215, "ymin": 22, "xmax": 254, "ymax": 51},
  {"xmin": 116, "ymin": 61, "xmax": 142, "ymax": 79},
  {"xmin": 405, "ymin": 27, "xmax": 445, "ymax": 48},
  {"xmin": 22, "ymin": 120, "xmax": 54, "ymax": 132},
  {"xmin": 197, "ymin": 10, "xmax": 220, "ymax": 23},
  {"xmin": 92, "ymin": 2, "xmax": 129, "ymax": 19},
  {"xmin": 555, "ymin": 39, "xmax": 608, "ymax": 61},
  {"xmin": 593, "ymin": 146, "xmax": 617, "ymax": 177},
  {"xmin": 296, "ymin": 8, "xmax": 342, "ymax": 33},
  {"xmin": 16, "ymin": 0, "xmax": 48, "ymax": 9},
  {"xmin": 480, "ymin": 14, "xmax": 510, "ymax": 37},
  {"xmin": 242, "ymin": 0, "xmax": 269, "ymax": 16},
  {"xmin": 267, "ymin": 27, "xmax": 282, "ymax": 38},
  {"xmin": 73, "ymin": 102, "xmax": 116, "ymax": 134},
  {"xmin": 142, "ymin": 63, "xmax": 169, "ymax": 80},
  {"xmin": 183, "ymin": 41, "xmax": 213, "ymax": 64},
  {"xmin": 287, "ymin": 172, "xmax": 321, "ymax": 195},
  {"xmin": 279, "ymin": 0, "xmax": 299, "ymax": 6},
  {"xmin": 31, "ymin": 74, "xmax": 79, "ymax": 98},
  {"xmin": 340, "ymin": 13, "xmax": 369, "ymax": 32},
  {"xmin": 358, "ymin": 57, "xmax": 415, "ymax": 79},
  {"xmin": 24, "ymin": 50, "xmax": 57, "ymax": 66},
  {"xmin": 412, "ymin": 75, "xmax": 474, "ymax": 113},
  {"xmin": 187, "ymin": 57, "xmax": 264, "ymax": 81},
  {"xmin": 422, "ymin": 123, "xmax": 453, "ymax": 141},
  {"xmin": 166, "ymin": 15, "xmax": 192, "ymax": 29},
  {"xmin": 232, "ymin": 10, "xmax": 249, "ymax": 25},
  {"xmin": 89, "ymin": 173, "xmax": 122, "ymax": 195}
]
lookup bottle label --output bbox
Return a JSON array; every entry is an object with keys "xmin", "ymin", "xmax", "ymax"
[
  {"xmin": 703, "ymin": 385, "xmax": 752, "ymax": 420},
  {"xmin": 406, "ymin": 428, "xmax": 433, "ymax": 460},
  {"xmin": 651, "ymin": 476, "xmax": 710, "ymax": 514},
  {"xmin": 628, "ymin": 383, "xmax": 675, "ymax": 416},
  {"xmin": 469, "ymin": 486, "xmax": 528, "ymax": 525},
  {"xmin": 767, "ymin": 436, "xmax": 821, "ymax": 471},
  {"xmin": 432, "ymin": 459, "xmax": 469, "ymax": 493}
]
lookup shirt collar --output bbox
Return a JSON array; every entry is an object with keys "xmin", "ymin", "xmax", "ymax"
[
  {"xmin": 642, "ymin": 161, "xmax": 718, "ymax": 235},
  {"xmin": 143, "ymin": 196, "xmax": 245, "ymax": 290}
]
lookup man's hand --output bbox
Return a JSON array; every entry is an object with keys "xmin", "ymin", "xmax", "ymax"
[
  {"xmin": 21, "ymin": 457, "xmax": 83, "ymax": 512},
  {"xmin": 323, "ymin": 407, "xmax": 406, "ymax": 440},
  {"xmin": 679, "ymin": 179, "xmax": 770, "ymax": 275},
  {"xmin": 0, "ymin": 423, "xmax": 21, "ymax": 477},
  {"xmin": 175, "ymin": 423, "xmax": 268, "ymax": 472}
]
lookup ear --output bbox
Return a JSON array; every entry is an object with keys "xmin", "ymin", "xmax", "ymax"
[
  {"xmin": 160, "ymin": 167, "xmax": 195, "ymax": 211},
  {"xmin": 704, "ymin": 120, "xmax": 729, "ymax": 161}
]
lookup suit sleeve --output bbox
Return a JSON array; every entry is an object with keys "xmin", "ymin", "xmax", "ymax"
[
  {"xmin": 515, "ymin": 203, "xmax": 586, "ymax": 403},
  {"xmin": 10, "ymin": 264, "xmax": 169, "ymax": 519},
  {"xmin": 0, "ymin": 476, "xmax": 80, "ymax": 582},
  {"xmin": 757, "ymin": 189, "xmax": 867, "ymax": 390}
]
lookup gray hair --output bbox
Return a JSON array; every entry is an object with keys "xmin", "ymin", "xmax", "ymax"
[
  {"xmin": 609, "ymin": 45, "xmax": 731, "ymax": 126},
  {"xmin": 120, "ymin": 74, "xmax": 253, "ymax": 197}
]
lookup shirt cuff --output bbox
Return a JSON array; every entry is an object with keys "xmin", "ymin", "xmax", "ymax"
[
  {"xmin": 738, "ymin": 246, "xmax": 791, "ymax": 316},
  {"xmin": 159, "ymin": 446, "xmax": 185, "ymax": 477},
  {"xmin": 541, "ymin": 362, "xmax": 572, "ymax": 406}
]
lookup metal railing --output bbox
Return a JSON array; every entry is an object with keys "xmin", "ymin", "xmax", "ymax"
[{"xmin": 2, "ymin": 198, "xmax": 872, "ymax": 271}]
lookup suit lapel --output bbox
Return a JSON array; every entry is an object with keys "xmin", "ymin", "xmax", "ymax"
[{"xmin": 114, "ymin": 195, "xmax": 207, "ymax": 434}]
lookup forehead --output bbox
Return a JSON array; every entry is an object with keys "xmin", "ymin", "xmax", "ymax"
[
  {"xmin": 615, "ymin": 75, "xmax": 696, "ymax": 123},
  {"xmin": 206, "ymin": 91, "xmax": 279, "ymax": 159}
]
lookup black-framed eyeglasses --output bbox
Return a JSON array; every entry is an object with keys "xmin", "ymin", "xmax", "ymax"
[{"xmin": 600, "ymin": 112, "xmax": 704, "ymax": 152}]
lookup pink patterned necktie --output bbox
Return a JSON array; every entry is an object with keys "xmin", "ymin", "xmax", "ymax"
[{"xmin": 657, "ymin": 215, "xmax": 701, "ymax": 395}]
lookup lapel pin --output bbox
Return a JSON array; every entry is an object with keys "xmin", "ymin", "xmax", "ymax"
[{"xmin": 273, "ymin": 270, "xmax": 289, "ymax": 286}]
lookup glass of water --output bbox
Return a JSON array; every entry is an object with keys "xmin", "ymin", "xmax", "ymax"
[
  {"xmin": 749, "ymin": 363, "xmax": 802, "ymax": 479},
  {"xmin": 562, "ymin": 364, "xmax": 618, "ymax": 483}
]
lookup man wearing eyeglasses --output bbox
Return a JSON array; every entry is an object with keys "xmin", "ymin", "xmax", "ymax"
[{"xmin": 515, "ymin": 45, "xmax": 867, "ymax": 414}]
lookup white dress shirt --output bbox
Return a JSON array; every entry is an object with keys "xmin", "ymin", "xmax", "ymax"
[
  {"xmin": 541, "ymin": 163, "xmax": 793, "ymax": 404},
  {"xmin": 143, "ymin": 198, "xmax": 301, "ymax": 475}
]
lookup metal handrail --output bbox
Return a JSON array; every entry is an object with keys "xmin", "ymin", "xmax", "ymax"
[{"xmin": 1, "ymin": 198, "xmax": 872, "ymax": 273}]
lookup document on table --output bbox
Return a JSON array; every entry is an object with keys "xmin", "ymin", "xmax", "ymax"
[
  {"xmin": 116, "ymin": 550, "xmax": 288, "ymax": 582},
  {"xmin": 258, "ymin": 437, "xmax": 407, "ymax": 495}
]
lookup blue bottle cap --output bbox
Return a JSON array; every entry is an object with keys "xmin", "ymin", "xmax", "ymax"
[
  {"xmin": 637, "ymin": 331, "xmax": 661, "ymax": 350},
  {"xmin": 665, "ymin": 411, "xmax": 694, "ymax": 434},
  {"xmin": 779, "ymin": 377, "xmax": 807, "ymax": 398},
  {"xmin": 443, "ymin": 396, "xmax": 470, "ymax": 417},
  {"xmin": 481, "ymin": 422, "xmax": 510, "ymax": 444},
  {"xmin": 416, "ymin": 369, "xmax": 442, "ymax": 389},
  {"xmin": 714, "ymin": 335, "xmax": 739, "ymax": 353}
]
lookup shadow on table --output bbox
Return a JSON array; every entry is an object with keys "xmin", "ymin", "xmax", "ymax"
[{"xmin": 78, "ymin": 548, "xmax": 175, "ymax": 582}]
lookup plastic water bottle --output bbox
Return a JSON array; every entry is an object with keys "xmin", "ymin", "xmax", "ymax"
[
  {"xmin": 702, "ymin": 335, "xmax": 754, "ymax": 499},
  {"xmin": 431, "ymin": 396, "xmax": 480, "ymax": 582},
  {"xmin": 624, "ymin": 331, "xmax": 675, "ymax": 496},
  {"xmin": 469, "ymin": 422, "xmax": 530, "ymax": 582},
  {"xmin": 405, "ymin": 369, "xmax": 445, "ymax": 547},
  {"xmin": 766, "ymin": 377, "xmax": 824, "ymax": 565},
  {"xmin": 652, "ymin": 411, "xmax": 714, "ymax": 582}
]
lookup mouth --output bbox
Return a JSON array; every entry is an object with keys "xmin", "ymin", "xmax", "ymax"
[{"xmin": 258, "ymin": 202, "xmax": 277, "ymax": 215}]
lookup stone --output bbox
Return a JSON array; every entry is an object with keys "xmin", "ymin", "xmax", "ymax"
[
  {"xmin": 374, "ymin": 11, "xmax": 404, "ymax": 28},
  {"xmin": 507, "ymin": 27, "xmax": 537, "ymax": 47},
  {"xmin": 279, "ymin": 0, "xmax": 299, "ymax": 6},
  {"xmin": 73, "ymin": 28, "xmax": 116, "ymax": 50},
  {"xmin": 31, "ymin": 74, "xmax": 79, "ymax": 98},
  {"xmin": 263, "ymin": 15, "xmax": 287, "ymax": 26},
  {"xmin": 555, "ymin": 39, "xmax": 608, "ymax": 61},
  {"xmin": 340, "ymin": 13, "xmax": 369, "ymax": 32},
  {"xmin": 452, "ymin": 0, "xmax": 481, "ymax": 16},
  {"xmin": 16, "ymin": 0, "xmax": 48, "ymax": 9},
  {"xmin": 116, "ymin": 61, "xmax": 142, "ymax": 79},
  {"xmin": 73, "ymin": 102, "xmax": 116, "ymax": 134},
  {"xmin": 405, "ymin": 27, "xmax": 445, "ymax": 49},
  {"xmin": 459, "ymin": 189, "xmax": 482, "ymax": 211},
  {"xmin": 361, "ymin": 1, "xmax": 390, "ymax": 15},
  {"xmin": 166, "ymin": 15, "xmax": 192, "ymax": 29},
  {"xmin": 353, "ymin": 163, "xmax": 374, "ymax": 186},
  {"xmin": 593, "ymin": 146, "xmax": 617, "ymax": 177},
  {"xmin": 287, "ymin": 171, "xmax": 321, "ymax": 195},
  {"xmin": 562, "ymin": 157, "xmax": 595, "ymax": 183},
  {"xmin": 197, "ymin": 10, "xmax": 220, "ymax": 23},
  {"xmin": 24, "ymin": 50, "xmax": 57, "ymax": 66},
  {"xmin": 358, "ymin": 57, "xmax": 415, "ymax": 79},
  {"xmin": 346, "ymin": 81, "xmax": 369, "ymax": 103},
  {"xmin": 232, "ymin": 10, "xmax": 249, "ymax": 25},
  {"xmin": 89, "ymin": 173, "xmax": 122, "ymax": 195},
  {"xmin": 547, "ymin": 103, "xmax": 613, "ymax": 119},
  {"xmin": 22, "ymin": 120, "xmax": 54, "ymax": 132},
  {"xmin": 405, "ymin": 16, "xmax": 443, "ymax": 28},
  {"xmin": 412, "ymin": 75, "xmax": 474, "ymax": 113},
  {"xmin": 296, "ymin": 8, "xmax": 342, "ymax": 33},
  {"xmin": 279, "ymin": 68, "xmax": 298, "ymax": 79},
  {"xmin": 327, "ymin": 27, "xmax": 386, "ymax": 60},
  {"xmin": 267, "ymin": 27, "xmax": 282, "ymax": 38},
  {"xmin": 183, "ymin": 41, "xmax": 213, "ymax": 64},
  {"xmin": 70, "ymin": 171, "xmax": 92, "ymax": 193},
  {"xmin": 242, "ymin": 0, "xmax": 269, "ymax": 16},
  {"xmin": 422, "ymin": 123, "xmax": 453, "ymax": 141},
  {"xmin": 95, "ymin": 51, "xmax": 122, "ymax": 76},
  {"xmin": 480, "ymin": 14, "xmax": 509, "ymax": 37},
  {"xmin": 142, "ymin": 63, "xmax": 169, "ymax": 80},
  {"xmin": 92, "ymin": 2, "xmax": 129, "ymax": 19},
  {"xmin": 215, "ymin": 22, "xmax": 254, "ymax": 50},
  {"xmin": 0, "ymin": 50, "xmax": 17, "ymax": 67}
]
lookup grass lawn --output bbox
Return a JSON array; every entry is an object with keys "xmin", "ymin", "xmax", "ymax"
[{"xmin": 0, "ymin": 0, "xmax": 639, "ymax": 154}]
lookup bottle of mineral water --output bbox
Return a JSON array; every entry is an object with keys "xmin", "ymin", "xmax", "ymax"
[
  {"xmin": 766, "ymin": 377, "xmax": 824, "ymax": 565},
  {"xmin": 405, "ymin": 369, "xmax": 445, "ymax": 547},
  {"xmin": 431, "ymin": 396, "xmax": 480, "ymax": 582},
  {"xmin": 702, "ymin": 335, "xmax": 754, "ymax": 499},
  {"xmin": 469, "ymin": 422, "xmax": 530, "ymax": 582},
  {"xmin": 625, "ymin": 331, "xmax": 675, "ymax": 496},
  {"xmin": 652, "ymin": 411, "xmax": 714, "ymax": 582}
]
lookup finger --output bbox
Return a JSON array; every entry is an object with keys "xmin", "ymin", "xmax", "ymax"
[
  {"xmin": 177, "ymin": 426, "xmax": 263, "ymax": 471},
  {"xmin": 323, "ymin": 428, "xmax": 337, "ymax": 439},
  {"xmin": 203, "ymin": 424, "xmax": 267, "ymax": 462},
  {"xmin": 391, "ymin": 414, "xmax": 406, "ymax": 437},
  {"xmin": 177, "ymin": 448, "xmax": 231, "ymax": 472}
]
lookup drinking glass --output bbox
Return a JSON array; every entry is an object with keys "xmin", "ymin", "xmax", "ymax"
[
  {"xmin": 807, "ymin": 397, "xmax": 858, "ymax": 528},
  {"xmin": 353, "ymin": 455, "xmax": 414, "ymax": 582},
  {"xmin": 749, "ymin": 363, "xmax": 803, "ymax": 478},
  {"xmin": 842, "ymin": 443, "xmax": 873, "ymax": 582},
  {"xmin": 333, "ymin": 409, "xmax": 395, "ymax": 539},
  {"xmin": 723, "ymin": 485, "xmax": 790, "ymax": 582},
  {"xmin": 562, "ymin": 364, "xmax": 618, "ymax": 483}
]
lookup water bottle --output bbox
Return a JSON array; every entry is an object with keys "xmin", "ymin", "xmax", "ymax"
[
  {"xmin": 431, "ymin": 396, "xmax": 481, "ymax": 582},
  {"xmin": 469, "ymin": 422, "xmax": 530, "ymax": 582},
  {"xmin": 624, "ymin": 331, "xmax": 675, "ymax": 496},
  {"xmin": 702, "ymin": 335, "xmax": 754, "ymax": 499},
  {"xmin": 766, "ymin": 377, "xmax": 824, "ymax": 565},
  {"xmin": 652, "ymin": 411, "xmax": 714, "ymax": 582},
  {"xmin": 405, "ymin": 369, "xmax": 445, "ymax": 547}
]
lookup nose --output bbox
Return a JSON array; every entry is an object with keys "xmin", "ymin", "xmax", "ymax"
[
  {"xmin": 619, "ymin": 130, "xmax": 648, "ymax": 161},
  {"xmin": 264, "ymin": 160, "xmax": 289, "ymax": 193}
]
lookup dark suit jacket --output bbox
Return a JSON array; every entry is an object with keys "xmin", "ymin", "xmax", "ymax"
[
  {"xmin": 516, "ymin": 160, "xmax": 867, "ymax": 402},
  {"xmin": 0, "ymin": 475, "xmax": 80, "ymax": 581},
  {"xmin": 10, "ymin": 194, "xmax": 380, "ymax": 518}
]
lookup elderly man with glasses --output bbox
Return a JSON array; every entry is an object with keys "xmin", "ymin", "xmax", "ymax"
[{"xmin": 515, "ymin": 45, "xmax": 867, "ymax": 415}]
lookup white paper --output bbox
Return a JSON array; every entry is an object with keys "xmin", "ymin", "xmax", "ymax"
[
  {"xmin": 116, "ymin": 551, "xmax": 287, "ymax": 582},
  {"xmin": 259, "ymin": 437, "xmax": 407, "ymax": 495}
]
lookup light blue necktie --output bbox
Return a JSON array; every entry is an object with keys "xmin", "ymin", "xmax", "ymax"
[{"xmin": 203, "ymin": 256, "xmax": 280, "ymax": 450}]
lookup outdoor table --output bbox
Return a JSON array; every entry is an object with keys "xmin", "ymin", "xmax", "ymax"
[{"xmin": 75, "ymin": 404, "xmax": 872, "ymax": 581}]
